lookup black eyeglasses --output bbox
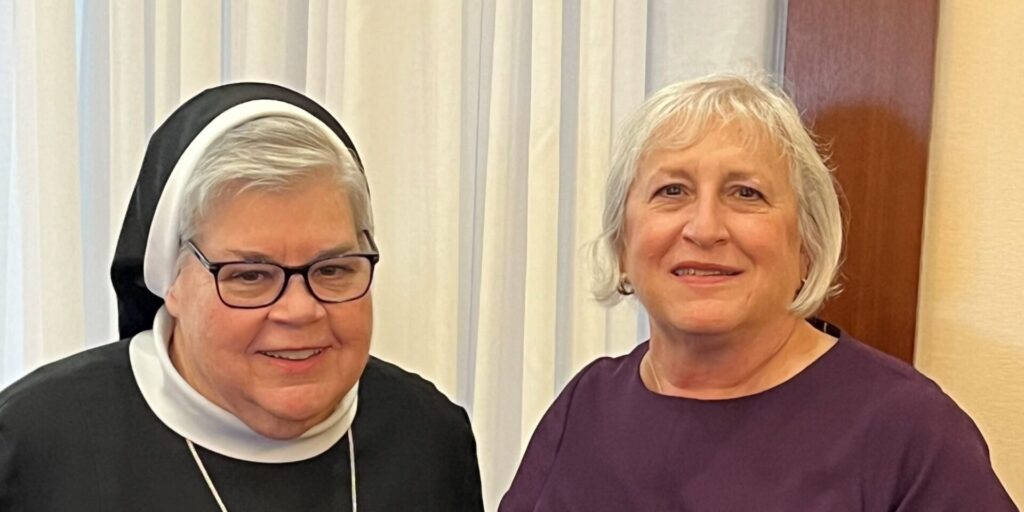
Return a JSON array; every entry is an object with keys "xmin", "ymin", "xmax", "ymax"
[{"xmin": 186, "ymin": 230, "xmax": 380, "ymax": 309}]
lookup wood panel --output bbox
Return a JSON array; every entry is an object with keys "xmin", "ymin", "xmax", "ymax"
[{"xmin": 785, "ymin": 0, "xmax": 940, "ymax": 362}]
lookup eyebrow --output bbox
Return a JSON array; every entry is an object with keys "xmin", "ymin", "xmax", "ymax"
[
  {"xmin": 722, "ymin": 169, "xmax": 766, "ymax": 183},
  {"xmin": 223, "ymin": 242, "xmax": 360, "ymax": 264},
  {"xmin": 648, "ymin": 166, "xmax": 765, "ymax": 182}
]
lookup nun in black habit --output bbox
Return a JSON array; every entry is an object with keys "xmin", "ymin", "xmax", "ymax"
[{"xmin": 0, "ymin": 83, "xmax": 483, "ymax": 511}]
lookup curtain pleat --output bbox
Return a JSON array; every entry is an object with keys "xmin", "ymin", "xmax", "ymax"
[
  {"xmin": 0, "ymin": 0, "xmax": 17, "ymax": 380},
  {"xmin": 79, "ymin": 0, "xmax": 113, "ymax": 346},
  {"xmin": 519, "ymin": 0, "xmax": 561, "ymax": 460},
  {"xmin": 12, "ymin": 0, "xmax": 84, "ymax": 368},
  {"xmin": 179, "ymin": 0, "xmax": 222, "ymax": 97},
  {"xmin": 151, "ymin": 0, "xmax": 181, "ymax": 123},
  {"xmin": 108, "ymin": 0, "xmax": 147, "ymax": 247}
]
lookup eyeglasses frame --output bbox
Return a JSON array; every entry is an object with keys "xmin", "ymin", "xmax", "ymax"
[{"xmin": 185, "ymin": 229, "xmax": 380, "ymax": 309}]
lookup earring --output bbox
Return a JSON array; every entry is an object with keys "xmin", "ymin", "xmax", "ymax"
[{"xmin": 617, "ymin": 274, "xmax": 634, "ymax": 295}]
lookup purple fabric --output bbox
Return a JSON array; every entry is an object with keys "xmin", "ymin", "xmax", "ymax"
[{"xmin": 500, "ymin": 329, "xmax": 1017, "ymax": 511}]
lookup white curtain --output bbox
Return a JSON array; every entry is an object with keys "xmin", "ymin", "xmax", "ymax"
[{"xmin": 0, "ymin": 0, "xmax": 780, "ymax": 506}]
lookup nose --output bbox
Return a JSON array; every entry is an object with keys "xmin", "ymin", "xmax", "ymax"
[
  {"xmin": 681, "ymin": 194, "xmax": 728, "ymax": 248},
  {"xmin": 267, "ymin": 274, "xmax": 326, "ymax": 323}
]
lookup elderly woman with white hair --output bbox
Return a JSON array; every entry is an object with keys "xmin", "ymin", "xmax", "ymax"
[
  {"xmin": 0, "ymin": 83, "xmax": 483, "ymax": 511},
  {"xmin": 500, "ymin": 74, "xmax": 1014, "ymax": 510}
]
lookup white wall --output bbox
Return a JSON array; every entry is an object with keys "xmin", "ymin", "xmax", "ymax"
[{"xmin": 916, "ymin": 0, "xmax": 1024, "ymax": 503}]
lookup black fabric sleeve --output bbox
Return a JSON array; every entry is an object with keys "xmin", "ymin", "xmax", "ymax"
[
  {"xmin": 456, "ymin": 407, "xmax": 485, "ymax": 511},
  {"xmin": 0, "ymin": 427, "xmax": 22, "ymax": 512}
]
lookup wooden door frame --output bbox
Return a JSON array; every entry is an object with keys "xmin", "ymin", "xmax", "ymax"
[{"xmin": 784, "ymin": 0, "xmax": 940, "ymax": 363}]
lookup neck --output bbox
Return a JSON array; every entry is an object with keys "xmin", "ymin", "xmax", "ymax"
[{"xmin": 644, "ymin": 316, "xmax": 833, "ymax": 399}]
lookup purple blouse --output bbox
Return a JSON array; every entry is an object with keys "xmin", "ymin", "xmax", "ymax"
[{"xmin": 500, "ymin": 328, "xmax": 1017, "ymax": 511}]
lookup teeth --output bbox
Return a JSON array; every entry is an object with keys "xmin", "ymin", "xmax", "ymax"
[
  {"xmin": 673, "ymin": 268, "xmax": 734, "ymax": 277},
  {"xmin": 262, "ymin": 348, "xmax": 323, "ymax": 361}
]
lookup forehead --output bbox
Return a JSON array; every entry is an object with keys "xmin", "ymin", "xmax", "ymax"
[
  {"xmin": 647, "ymin": 114, "xmax": 781, "ymax": 157},
  {"xmin": 196, "ymin": 175, "xmax": 356, "ymax": 244},
  {"xmin": 638, "ymin": 119, "xmax": 789, "ymax": 178}
]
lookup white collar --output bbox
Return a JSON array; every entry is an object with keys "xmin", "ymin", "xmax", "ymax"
[{"xmin": 129, "ymin": 306, "xmax": 358, "ymax": 463}]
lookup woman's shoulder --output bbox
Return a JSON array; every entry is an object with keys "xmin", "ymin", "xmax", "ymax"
[
  {"xmin": 358, "ymin": 356, "xmax": 472, "ymax": 432},
  {"xmin": 356, "ymin": 357, "xmax": 483, "ymax": 509},
  {"xmin": 821, "ymin": 331, "xmax": 973, "ymax": 437},
  {"xmin": 360, "ymin": 356, "xmax": 462, "ymax": 407},
  {"xmin": 0, "ymin": 340, "xmax": 133, "ymax": 420},
  {"xmin": 831, "ymin": 331, "xmax": 953, "ymax": 409},
  {"xmin": 517, "ymin": 344, "xmax": 646, "ymax": 430},
  {"xmin": 0, "ymin": 340, "xmax": 139, "ymax": 480},
  {"xmin": 564, "ymin": 343, "xmax": 648, "ymax": 399},
  {"xmin": 834, "ymin": 332, "xmax": 1015, "ymax": 507},
  {"xmin": 570, "ymin": 342, "xmax": 646, "ymax": 382}
]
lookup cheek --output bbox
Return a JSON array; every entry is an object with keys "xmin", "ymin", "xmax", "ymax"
[
  {"xmin": 204, "ymin": 309, "xmax": 264, "ymax": 344},
  {"xmin": 625, "ymin": 220, "xmax": 680, "ymax": 274},
  {"xmin": 782, "ymin": 217, "xmax": 804, "ymax": 271},
  {"xmin": 623, "ymin": 208, "xmax": 670, "ymax": 267},
  {"xmin": 178, "ymin": 289, "xmax": 264, "ymax": 356},
  {"xmin": 328, "ymin": 296, "xmax": 373, "ymax": 347},
  {"xmin": 748, "ymin": 217, "xmax": 804, "ymax": 282}
]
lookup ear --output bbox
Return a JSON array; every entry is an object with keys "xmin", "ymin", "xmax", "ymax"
[
  {"xmin": 617, "ymin": 246, "xmax": 630, "ymax": 285},
  {"xmin": 164, "ymin": 277, "xmax": 182, "ymax": 317},
  {"xmin": 797, "ymin": 249, "xmax": 811, "ymax": 291},
  {"xmin": 164, "ymin": 257, "xmax": 190, "ymax": 318},
  {"xmin": 615, "ymin": 226, "xmax": 629, "ymax": 270}
]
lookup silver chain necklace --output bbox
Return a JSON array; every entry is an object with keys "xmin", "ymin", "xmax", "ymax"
[{"xmin": 186, "ymin": 427, "xmax": 357, "ymax": 511}]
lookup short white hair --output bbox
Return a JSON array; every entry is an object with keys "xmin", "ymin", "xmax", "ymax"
[
  {"xmin": 178, "ymin": 115, "xmax": 373, "ymax": 246},
  {"xmin": 591, "ymin": 72, "xmax": 843, "ymax": 318}
]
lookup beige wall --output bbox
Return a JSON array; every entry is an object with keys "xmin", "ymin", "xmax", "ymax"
[{"xmin": 916, "ymin": 0, "xmax": 1024, "ymax": 503}]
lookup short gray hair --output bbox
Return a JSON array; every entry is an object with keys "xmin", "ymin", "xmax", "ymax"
[
  {"xmin": 178, "ymin": 115, "xmax": 373, "ymax": 246},
  {"xmin": 592, "ymin": 73, "xmax": 843, "ymax": 318}
]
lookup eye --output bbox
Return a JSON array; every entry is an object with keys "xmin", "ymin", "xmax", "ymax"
[
  {"xmin": 315, "ymin": 261, "xmax": 357, "ymax": 278},
  {"xmin": 733, "ymin": 185, "xmax": 765, "ymax": 201},
  {"xmin": 655, "ymin": 184, "xmax": 684, "ymax": 197},
  {"xmin": 225, "ymin": 269, "xmax": 273, "ymax": 283}
]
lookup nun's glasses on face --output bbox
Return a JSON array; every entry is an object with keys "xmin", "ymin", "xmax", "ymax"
[{"xmin": 185, "ymin": 230, "xmax": 380, "ymax": 309}]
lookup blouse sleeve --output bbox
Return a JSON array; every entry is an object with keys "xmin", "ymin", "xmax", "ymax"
[
  {"xmin": 864, "ymin": 379, "xmax": 1018, "ymax": 511},
  {"xmin": 498, "ymin": 363, "xmax": 593, "ymax": 512}
]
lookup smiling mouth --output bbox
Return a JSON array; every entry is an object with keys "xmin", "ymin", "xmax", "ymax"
[
  {"xmin": 672, "ymin": 268, "xmax": 741, "ymax": 277},
  {"xmin": 259, "ymin": 348, "xmax": 325, "ymax": 361}
]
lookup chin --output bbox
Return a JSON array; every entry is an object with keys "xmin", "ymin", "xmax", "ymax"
[
  {"xmin": 250, "ymin": 422, "xmax": 308, "ymax": 440},
  {"xmin": 674, "ymin": 318, "xmax": 740, "ymax": 336},
  {"xmin": 256, "ymin": 386, "xmax": 346, "ymax": 427},
  {"xmin": 658, "ymin": 302, "xmax": 745, "ymax": 335}
]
